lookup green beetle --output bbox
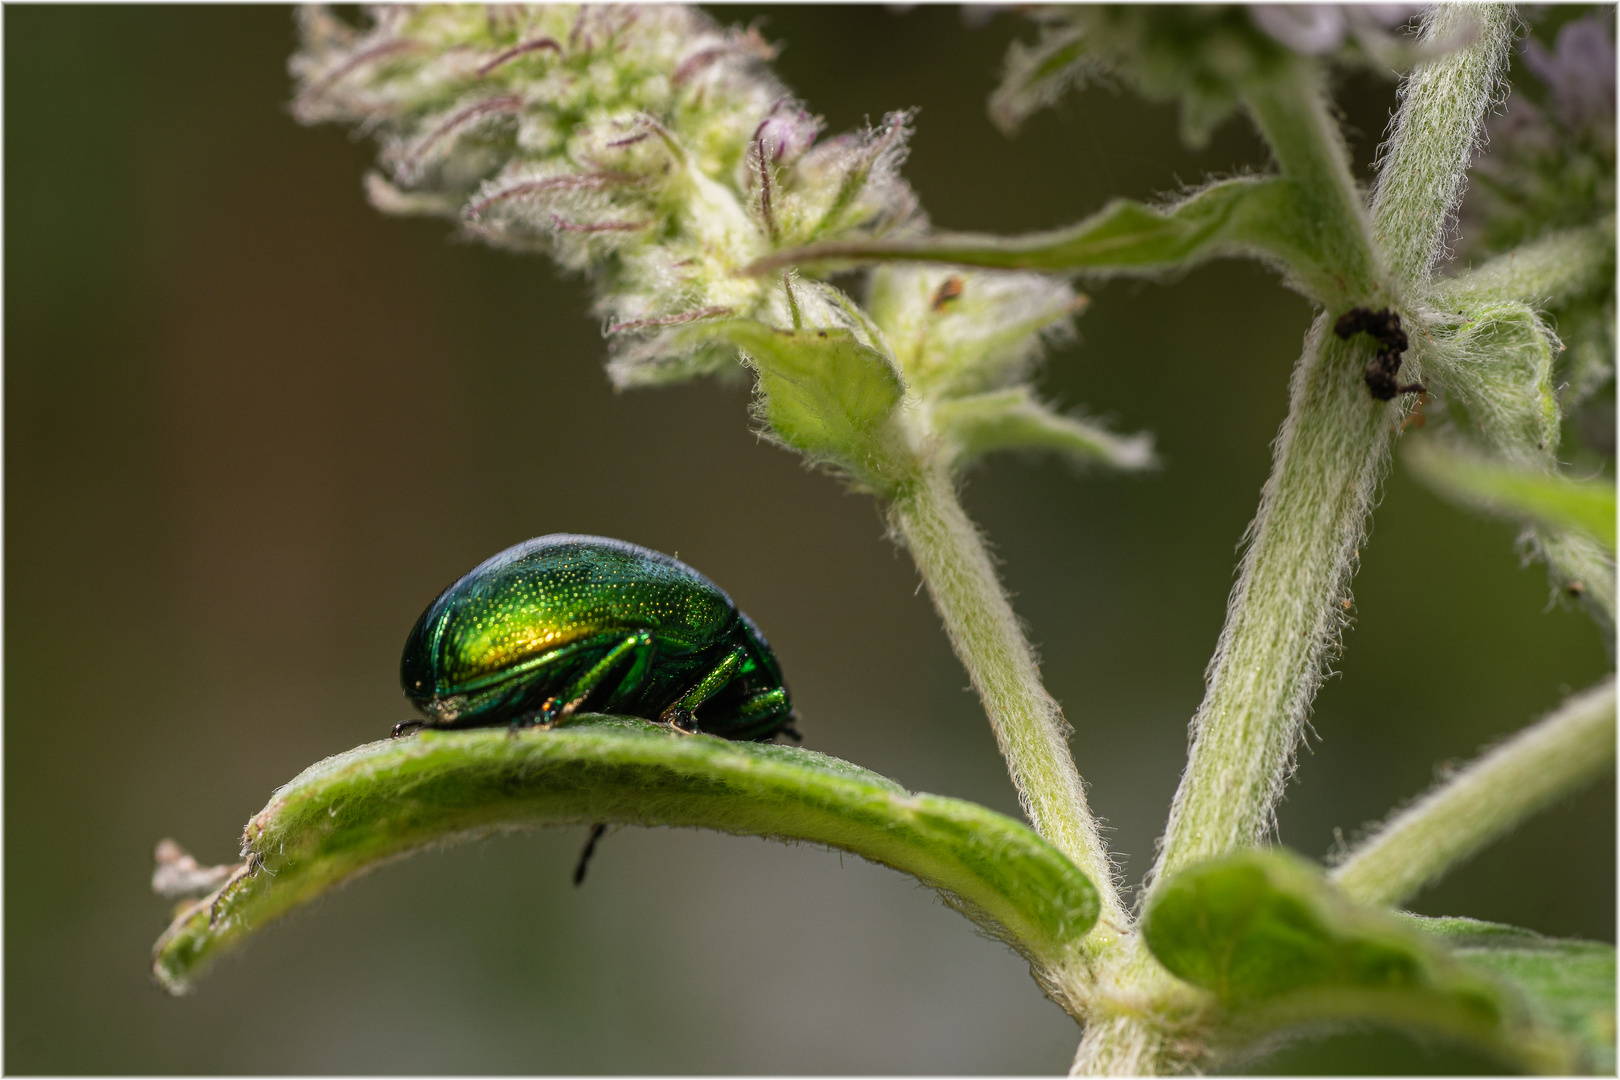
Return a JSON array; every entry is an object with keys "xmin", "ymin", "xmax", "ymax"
[{"xmin": 396, "ymin": 534, "xmax": 798, "ymax": 742}]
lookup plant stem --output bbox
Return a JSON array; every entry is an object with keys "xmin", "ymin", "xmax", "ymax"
[
  {"xmin": 1536, "ymin": 527, "xmax": 1617, "ymax": 634},
  {"xmin": 1148, "ymin": 73, "xmax": 1389, "ymax": 894},
  {"xmin": 1332, "ymin": 678, "xmax": 1617, "ymax": 906},
  {"xmin": 1371, "ymin": 3, "xmax": 1516, "ymax": 288},
  {"xmin": 1434, "ymin": 224, "xmax": 1614, "ymax": 309},
  {"xmin": 1242, "ymin": 60, "xmax": 1382, "ymax": 306},
  {"xmin": 1151, "ymin": 317, "xmax": 1394, "ymax": 889},
  {"xmin": 1146, "ymin": 3, "xmax": 1519, "ymax": 900},
  {"xmin": 888, "ymin": 459, "xmax": 1129, "ymax": 945},
  {"xmin": 1066, "ymin": 941, "xmax": 1202, "ymax": 1077}
]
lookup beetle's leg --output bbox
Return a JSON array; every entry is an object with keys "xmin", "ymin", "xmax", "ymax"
[
  {"xmin": 535, "ymin": 631, "xmax": 656, "ymax": 727},
  {"xmin": 745, "ymin": 688, "xmax": 799, "ymax": 742},
  {"xmin": 659, "ymin": 644, "xmax": 748, "ymax": 734},
  {"xmin": 606, "ymin": 629, "xmax": 658, "ymax": 702},
  {"xmin": 573, "ymin": 822, "xmax": 608, "ymax": 886},
  {"xmin": 392, "ymin": 720, "xmax": 427, "ymax": 738},
  {"xmin": 725, "ymin": 687, "xmax": 798, "ymax": 742}
]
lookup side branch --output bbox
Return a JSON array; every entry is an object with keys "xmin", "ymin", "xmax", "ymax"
[
  {"xmin": 1240, "ymin": 60, "xmax": 1382, "ymax": 304},
  {"xmin": 888, "ymin": 462, "xmax": 1129, "ymax": 949},
  {"xmin": 1150, "ymin": 318, "xmax": 1394, "ymax": 888},
  {"xmin": 1147, "ymin": 2, "xmax": 1523, "ymax": 901},
  {"xmin": 1331, "ymin": 679, "xmax": 1617, "ymax": 907},
  {"xmin": 1433, "ymin": 224, "xmax": 1614, "ymax": 309},
  {"xmin": 1371, "ymin": 4, "xmax": 1516, "ymax": 287},
  {"xmin": 1146, "ymin": 56, "xmax": 1392, "ymax": 888}
]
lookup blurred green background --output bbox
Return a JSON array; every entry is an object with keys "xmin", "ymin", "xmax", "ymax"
[{"xmin": 6, "ymin": 5, "xmax": 1612, "ymax": 1074}]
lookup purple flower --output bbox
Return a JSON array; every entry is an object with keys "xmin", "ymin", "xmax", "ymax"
[
  {"xmin": 1522, "ymin": 16, "xmax": 1616, "ymax": 135},
  {"xmin": 1249, "ymin": 4, "xmax": 1426, "ymax": 57},
  {"xmin": 752, "ymin": 98, "xmax": 821, "ymax": 165}
]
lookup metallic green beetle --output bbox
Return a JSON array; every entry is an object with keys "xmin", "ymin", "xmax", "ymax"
[{"xmin": 396, "ymin": 535, "xmax": 798, "ymax": 742}]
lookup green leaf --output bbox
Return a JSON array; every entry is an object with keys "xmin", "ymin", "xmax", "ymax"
[
  {"xmin": 713, "ymin": 322, "xmax": 906, "ymax": 487},
  {"xmin": 1405, "ymin": 915, "xmax": 1617, "ymax": 1074},
  {"xmin": 750, "ymin": 177, "xmax": 1345, "ymax": 305},
  {"xmin": 1422, "ymin": 299, "xmax": 1563, "ymax": 469},
  {"xmin": 1141, "ymin": 850, "xmax": 1567, "ymax": 1072},
  {"xmin": 932, "ymin": 388, "xmax": 1156, "ymax": 473},
  {"xmin": 152, "ymin": 717, "xmax": 1098, "ymax": 995},
  {"xmin": 1406, "ymin": 439, "xmax": 1615, "ymax": 550}
]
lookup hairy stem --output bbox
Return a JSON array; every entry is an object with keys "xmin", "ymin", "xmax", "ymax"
[
  {"xmin": 1434, "ymin": 224, "xmax": 1615, "ymax": 308},
  {"xmin": 1149, "ymin": 69, "xmax": 1387, "ymax": 893},
  {"xmin": 888, "ymin": 460, "xmax": 1128, "ymax": 948},
  {"xmin": 1241, "ymin": 60, "xmax": 1382, "ymax": 306},
  {"xmin": 1536, "ymin": 526, "xmax": 1617, "ymax": 637},
  {"xmin": 1152, "ymin": 318, "xmax": 1393, "ymax": 888},
  {"xmin": 1332, "ymin": 679, "xmax": 1617, "ymax": 906},
  {"xmin": 1148, "ymin": 3, "xmax": 1520, "ymax": 898},
  {"xmin": 1372, "ymin": 4, "xmax": 1516, "ymax": 288},
  {"xmin": 1066, "ymin": 941, "xmax": 1202, "ymax": 1077}
]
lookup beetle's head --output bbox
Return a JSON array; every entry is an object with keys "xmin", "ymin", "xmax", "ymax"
[{"xmin": 400, "ymin": 600, "xmax": 447, "ymax": 703}]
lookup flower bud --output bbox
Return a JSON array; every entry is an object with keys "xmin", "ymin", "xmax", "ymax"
[{"xmin": 753, "ymin": 98, "xmax": 822, "ymax": 165}]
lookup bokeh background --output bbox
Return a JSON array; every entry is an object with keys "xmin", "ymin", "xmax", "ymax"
[{"xmin": 6, "ymin": 5, "xmax": 1612, "ymax": 1074}]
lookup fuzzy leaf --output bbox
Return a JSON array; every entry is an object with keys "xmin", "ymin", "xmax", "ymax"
[
  {"xmin": 152, "ymin": 717, "xmax": 1097, "ymax": 995},
  {"xmin": 1142, "ymin": 850, "xmax": 1567, "ymax": 1072},
  {"xmin": 1405, "ymin": 916, "xmax": 1617, "ymax": 1074},
  {"xmin": 932, "ymin": 388, "xmax": 1156, "ymax": 473},
  {"xmin": 1406, "ymin": 439, "xmax": 1615, "ymax": 550},
  {"xmin": 1422, "ymin": 299, "xmax": 1563, "ymax": 468},
  {"xmin": 715, "ymin": 321, "xmax": 906, "ymax": 483},
  {"xmin": 751, "ymin": 177, "xmax": 1343, "ymax": 304}
]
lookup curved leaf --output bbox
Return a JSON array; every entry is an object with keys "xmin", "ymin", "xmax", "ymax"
[
  {"xmin": 1406, "ymin": 916, "xmax": 1617, "ymax": 1074},
  {"xmin": 1420, "ymin": 299, "xmax": 1563, "ymax": 470},
  {"xmin": 1141, "ymin": 850, "xmax": 1571, "ymax": 1073},
  {"xmin": 152, "ymin": 716, "xmax": 1098, "ymax": 994},
  {"xmin": 749, "ymin": 177, "xmax": 1345, "ymax": 305},
  {"xmin": 1406, "ymin": 439, "xmax": 1615, "ymax": 550}
]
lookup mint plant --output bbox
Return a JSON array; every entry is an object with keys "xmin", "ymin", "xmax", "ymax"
[{"xmin": 151, "ymin": 4, "xmax": 1615, "ymax": 1073}]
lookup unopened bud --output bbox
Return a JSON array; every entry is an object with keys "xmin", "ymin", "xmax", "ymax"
[{"xmin": 753, "ymin": 98, "xmax": 821, "ymax": 165}]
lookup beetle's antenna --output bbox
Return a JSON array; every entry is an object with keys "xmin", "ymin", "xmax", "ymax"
[{"xmin": 573, "ymin": 822, "xmax": 609, "ymax": 886}]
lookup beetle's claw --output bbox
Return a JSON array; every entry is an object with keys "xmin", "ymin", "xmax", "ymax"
[{"xmin": 392, "ymin": 720, "xmax": 426, "ymax": 739}]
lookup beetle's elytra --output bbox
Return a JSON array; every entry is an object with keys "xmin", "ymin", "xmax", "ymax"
[{"xmin": 397, "ymin": 535, "xmax": 798, "ymax": 742}]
